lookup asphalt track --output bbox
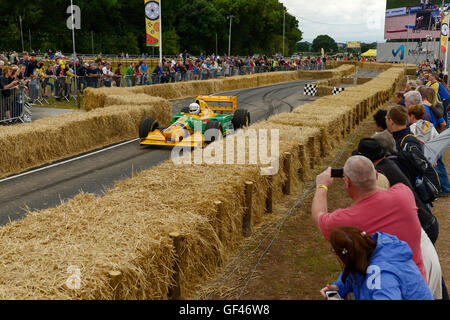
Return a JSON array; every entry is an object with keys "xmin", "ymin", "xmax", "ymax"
[
  {"xmin": 0, "ymin": 69, "xmax": 382, "ymax": 225},
  {"xmin": 0, "ymin": 80, "xmax": 320, "ymax": 225}
]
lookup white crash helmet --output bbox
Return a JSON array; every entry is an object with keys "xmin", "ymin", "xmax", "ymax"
[{"xmin": 189, "ymin": 103, "xmax": 200, "ymax": 115}]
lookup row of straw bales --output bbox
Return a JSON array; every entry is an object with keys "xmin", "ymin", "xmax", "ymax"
[
  {"xmin": 0, "ymin": 66, "xmax": 405, "ymax": 299},
  {"xmin": 356, "ymin": 77, "xmax": 373, "ymax": 85},
  {"xmin": 0, "ymin": 64, "xmax": 355, "ymax": 179},
  {"xmin": 326, "ymin": 60, "xmax": 416, "ymax": 75},
  {"xmin": 83, "ymin": 65, "xmax": 356, "ymax": 111},
  {"xmin": 0, "ymin": 98, "xmax": 171, "ymax": 178}
]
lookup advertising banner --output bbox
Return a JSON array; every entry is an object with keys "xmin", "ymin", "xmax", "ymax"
[
  {"xmin": 145, "ymin": 0, "xmax": 161, "ymax": 47},
  {"xmin": 347, "ymin": 41, "xmax": 361, "ymax": 48},
  {"xmin": 386, "ymin": 7, "xmax": 407, "ymax": 17},
  {"xmin": 441, "ymin": 14, "xmax": 449, "ymax": 54}
]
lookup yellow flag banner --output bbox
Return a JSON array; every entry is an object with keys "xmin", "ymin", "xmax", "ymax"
[
  {"xmin": 441, "ymin": 14, "xmax": 449, "ymax": 54},
  {"xmin": 145, "ymin": 0, "xmax": 161, "ymax": 47}
]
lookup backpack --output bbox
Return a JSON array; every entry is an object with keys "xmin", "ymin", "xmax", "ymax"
[{"xmin": 396, "ymin": 134, "xmax": 441, "ymax": 204}]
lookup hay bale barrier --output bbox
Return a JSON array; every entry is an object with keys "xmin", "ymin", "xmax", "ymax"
[
  {"xmin": 0, "ymin": 65, "xmax": 406, "ymax": 299},
  {"xmin": 82, "ymin": 65, "xmax": 356, "ymax": 111},
  {"xmin": 0, "ymin": 99, "xmax": 171, "ymax": 178}
]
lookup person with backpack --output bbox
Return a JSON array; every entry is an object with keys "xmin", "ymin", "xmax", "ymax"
[
  {"xmin": 386, "ymin": 105, "xmax": 442, "ymax": 205},
  {"xmin": 407, "ymin": 105, "xmax": 450, "ymax": 197},
  {"xmin": 353, "ymin": 137, "xmax": 439, "ymax": 244}
]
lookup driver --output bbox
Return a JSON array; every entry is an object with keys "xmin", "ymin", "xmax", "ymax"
[{"xmin": 189, "ymin": 103, "xmax": 201, "ymax": 115}]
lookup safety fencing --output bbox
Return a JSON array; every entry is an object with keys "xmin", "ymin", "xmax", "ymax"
[{"xmin": 0, "ymin": 85, "xmax": 31, "ymax": 124}]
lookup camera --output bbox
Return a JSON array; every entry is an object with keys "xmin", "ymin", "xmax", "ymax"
[{"xmin": 331, "ymin": 168, "xmax": 344, "ymax": 178}]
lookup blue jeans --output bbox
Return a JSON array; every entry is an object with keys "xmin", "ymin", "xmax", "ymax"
[{"xmin": 436, "ymin": 156, "xmax": 450, "ymax": 194}]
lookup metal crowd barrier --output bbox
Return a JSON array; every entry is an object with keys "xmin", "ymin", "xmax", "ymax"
[{"xmin": 0, "ymin": 84, "xmax": 30, "ymax": 124}]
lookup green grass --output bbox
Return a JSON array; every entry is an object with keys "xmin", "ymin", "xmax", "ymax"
[{"xmin": 32, "ymin": 96, "xmax": 82, "ymax": 109}]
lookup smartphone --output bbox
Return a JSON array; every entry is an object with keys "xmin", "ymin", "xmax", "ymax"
[
  {"xmin": 331, "ymin": 168, "xmax": 344, "ymax": 178},
  {"xmin": 325, "ymin": 290, "xmax": 342, "ymax": 300}
]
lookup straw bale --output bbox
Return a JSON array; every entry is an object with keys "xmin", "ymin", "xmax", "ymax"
[
  {"xmin": 356, "ymin": 77, "xmax": 372, "ymax": 85},
  {"xmin": 0, "ymin": 65, "xmax": 407, "ymax": 300},
  {"xmin": 0, "ymin": 100, "xmax": 171, "ymax": 178},
  {"xmin": 222, "ymin": 75, "xmax": 258, "ymax": 91},
  {"xmin": 276, "ymin": 104, "xmax": 351, "ymax": 150},
  {"xmin": 342, "ymin": 77, "xmax": 355, "ymax": 85},
  {"xmin": 317, "ymin": 86, "xmax": 334, "ymax": 97},
  {"xmin": 0, "ymin": 122, "xmax": 319, "ymax": 299},
  {"xmin": 83, "ymin": 87, "xmax": 134, "ymax": 111}
]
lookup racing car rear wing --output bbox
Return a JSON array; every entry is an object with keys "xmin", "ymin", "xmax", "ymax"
[{"xmin": 195, "ymin": 96, "xmax": 237, "ymax": 112}]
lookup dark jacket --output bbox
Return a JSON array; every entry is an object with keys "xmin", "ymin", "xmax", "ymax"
[
  {"xmin": 392, "ymin": 127, "xmax": 424, "ymax": 153},
  {"xmin": 376, "ymin": 158, "xmax": 438, "ymax": 243}
]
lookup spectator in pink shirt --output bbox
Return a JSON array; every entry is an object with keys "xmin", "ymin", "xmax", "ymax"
[{"xmin": 311, "ymin": 156, "xmax": 426, "ymax": 282}]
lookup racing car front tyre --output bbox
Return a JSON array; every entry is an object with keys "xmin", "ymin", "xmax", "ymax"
[
  {"xmin": 139, "ymin": 118, "xmax": 159, "ymax": 139},
  {"xmin": 205, "ymin": 120, "xmax": 223, "ymax": 144},
  {"xmin": 233, "ymin": 109, "xmax": 250, "ymax": 130}
]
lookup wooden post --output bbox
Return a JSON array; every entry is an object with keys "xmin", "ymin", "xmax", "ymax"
[
  {"xmin": 308, "ymin": 137, "xmax": 315, "ymax": 169},
  {"xmin": 243, "ymin": 181, "xmax": 253, "ymax": 238},
  {"xmin": 298, "ymin": 145, "xmax": 305, "ymax": 181},
  {"xmin": 108, "ymin": 270, "xmax": 123, "ymax": 300},
  {"xmin": 168, "ymin": 232, "xmax": 183, "ymax": 300},
  {"xmin": 283, "ymin": 152, "xmax": 292, "ymax": 195},
  {"xmin": 214, "ymin": 201, "xmax": 224, "ymax": 242},
  {"xmin": 266, "ymin": 171, "xmax": 273, "ymax": 214}
]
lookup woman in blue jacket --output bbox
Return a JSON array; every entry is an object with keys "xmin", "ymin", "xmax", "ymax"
[{"xmin": 321, "ymin": 226, "xmax": 434, "ymax": 300}]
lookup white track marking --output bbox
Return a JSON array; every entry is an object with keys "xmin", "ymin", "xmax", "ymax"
[{"xmin": 0, "ymin": 138, "xmax": 140, "ymax": 184}]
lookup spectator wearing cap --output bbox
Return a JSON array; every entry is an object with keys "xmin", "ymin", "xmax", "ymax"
[
  {"xmin": 311, "ymin": 156, "xmax": 427, "ymax": 283},
  {"xmin": 371, "ymin": 130, "xmax": 397, "ymax": 156},
  {"xmin": 352, "ymin": 138, "xmax": 439, "ymax": 245}
]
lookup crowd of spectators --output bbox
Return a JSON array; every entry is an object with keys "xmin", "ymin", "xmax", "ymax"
[
  {"xmin": 0, "ymin": 50, "xmax": 330, "ymax": 124},
  {"xmin": 312, "ymin": 59, "xmax": 449, "ymax": 300}
]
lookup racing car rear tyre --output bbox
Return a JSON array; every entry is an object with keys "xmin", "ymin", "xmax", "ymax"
[
  {"xmin": 233, "ymin": 109, "xmax": 250, "ymax": 130},
  {"xmin": 139, "ymin": 118, "xmax": 159, "ymax": 139},
  {"xmin": 205, "ymin": 120, "xmax": 223, "ymax": 144}
]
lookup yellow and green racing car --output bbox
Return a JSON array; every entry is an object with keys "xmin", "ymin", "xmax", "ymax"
[{"xmin": 139, "ymin": 96, "xmax": 250, "ymax": 148}]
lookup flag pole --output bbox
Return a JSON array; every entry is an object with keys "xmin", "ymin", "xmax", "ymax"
[
  {"xmin": 70, "ymin": 0, "xmax": 79, "ymax": 108},
  {"xmin": 159, "ymin": 0, "xmax": 162, "ymax": 66}
]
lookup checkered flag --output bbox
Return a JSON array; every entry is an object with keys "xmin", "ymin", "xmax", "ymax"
[
  {"xmin": 304, "ymin": 84, "xmax": 318, "ymax": 96},
  {"xmin": 332, "ymin": 87, "xmax": 345, "ymax": 95}
]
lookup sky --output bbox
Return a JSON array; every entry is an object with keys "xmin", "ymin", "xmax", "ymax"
[{"xmin": 280, "ymin": 0, "xmax": 387, "ymax": 43}]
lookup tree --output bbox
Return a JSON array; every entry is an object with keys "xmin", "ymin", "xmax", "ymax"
[
  {"xmin": 312, "ymin": 35, "xmax": 338, "ymax": 54},
  {"xmin": 297, "ymin": 41, "xmax": 310, "ymax": 52},
  {"xmin": 361, "ymin": 42, "xmax": 377, "ymax": 53},
  {"xmin": 0, "ymin": 0, "xmax": 304, "ymax": 56}
]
